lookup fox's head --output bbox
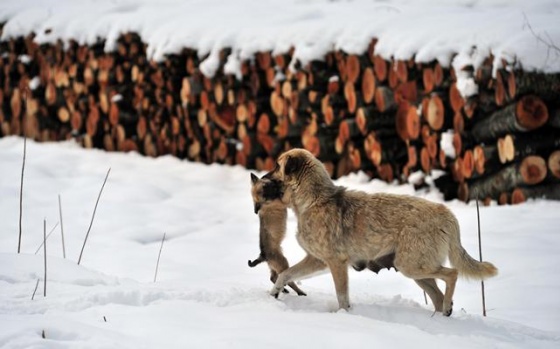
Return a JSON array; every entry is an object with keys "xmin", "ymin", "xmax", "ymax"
[{"xmin": 250, "ymin": 173, "xmax": 285, "ymax": 214}]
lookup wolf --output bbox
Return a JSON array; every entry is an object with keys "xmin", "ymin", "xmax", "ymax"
[
  {"xmin": 248, "ymin": 173, "xmax": 306, "ymax": 296},
  {"xmin": 263, "ymin": 148, "xmax": 497, "ymax": 316}
]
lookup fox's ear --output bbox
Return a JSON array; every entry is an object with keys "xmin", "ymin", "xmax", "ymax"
[
  {"xmin": 250, "ymin": 173, "xmax": 259, "ymax": 184},
  {"xmin": 284, "ymin": 155, "xmax": 304, "ymax": 177}
]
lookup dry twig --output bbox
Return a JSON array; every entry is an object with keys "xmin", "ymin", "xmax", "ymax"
[
  {"xmin": 476, "ymin": 195, "xmax": 487, "ymax": 316},
  {"xmin": 34, "ymin": 222, "xmax": 59, "ymax": 254},
  {"xmin": 18, "ymin": 92, "xmax": 28, "ymax": 253},
  {"xmin": 154, "ymin": 233, "xmax": 166, "ymax": 282},
  {"xmin": 58, "ymin": 195, "xmax": 66, "ymax": 258},
  {"xmin": 78, "ymin": 168, "xmax": 111, "ymax": 265},
  {"xmin": 43, "ymin": 219, "xmax": 47, "ymax": 297}
]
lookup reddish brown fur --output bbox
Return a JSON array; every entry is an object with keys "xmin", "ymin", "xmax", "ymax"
[{"xmin": 249, "ymin": 174, "xmax": 306, "ymax": 296}]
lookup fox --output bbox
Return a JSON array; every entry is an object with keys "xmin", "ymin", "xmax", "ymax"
[{"xmin": 248, "ymin": 173, "xmax": 306, "ymax": 296}]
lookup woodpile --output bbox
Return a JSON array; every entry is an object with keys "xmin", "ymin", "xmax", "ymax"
[{"xmin": 1, "ymin": 29, "xmax": 559, "ymax": 204}]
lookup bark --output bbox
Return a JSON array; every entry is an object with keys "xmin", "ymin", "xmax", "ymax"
[
  {"xmin": 471, "ymin": 95, "xmax": 548, "ymax": 142},
  {"xmin": 460, "ymin": 155, "xmax": 548, "ymax": 202}
]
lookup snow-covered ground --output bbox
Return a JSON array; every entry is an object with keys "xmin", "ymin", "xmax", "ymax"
[
  {"xmin": 1, "ymin": 0, "xmax": 560, "ymax": 79},
  {"xmin": 0, "ymin": 136, "xmax": 559, "ymax": 348}
]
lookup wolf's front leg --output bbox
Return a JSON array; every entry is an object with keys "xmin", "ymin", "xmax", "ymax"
[
  {"xmin": 271, "ymin": 254, "xmax": 326, "ymax": 298},
  {"xmin": 326, "ymin": 260, "xmax": 350, "ymax": 310}
]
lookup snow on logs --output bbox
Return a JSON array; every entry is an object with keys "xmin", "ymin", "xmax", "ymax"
[{"xmin": 1, "ymin": 31, "xmax": 560, "ymax": 204}]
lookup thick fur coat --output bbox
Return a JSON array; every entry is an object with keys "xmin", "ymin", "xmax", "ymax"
[{"xmin": 264, "ymin": 149, "xmax": 497, "ymax": 315}]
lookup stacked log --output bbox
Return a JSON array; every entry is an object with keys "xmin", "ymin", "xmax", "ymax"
[
  {"xmin": 1, "ymin": 29, "xmax": 559, "ymax": 204},
  {"xmin": 438, "ymin": 62, "xmax": 560, "ymax": 205}
]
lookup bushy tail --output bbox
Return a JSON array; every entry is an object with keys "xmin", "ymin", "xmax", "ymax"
[{"xmin": 447, "ymin": 217, "xmax": 498, "ymax": 280}]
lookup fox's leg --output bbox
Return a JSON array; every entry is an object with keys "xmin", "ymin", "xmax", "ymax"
[
  {"xmin": 248, "ymin": 254, "xmax": 266, "ymax": 267},
  {"xmin": 268, "ymin": 253, "xmax": 307, "ymax": 296}
]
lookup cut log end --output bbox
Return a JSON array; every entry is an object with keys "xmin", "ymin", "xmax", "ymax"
[
  {"xmin": 503, "ymin": 134, "xmax": 515, "ymax": 163},
  {"xmin": 426, "ymin": 94, "xmax": 444, "ymax": 131},
  {"xmin": 457, "ymin": 182, "xmax": 469, "ymax": 202},
  {"xmin": 548, "ymin": 150, "xmax": 560, "ymax": 179},
  {"xmin": 361, "ymin": 67, "xmax": 376, "ymax": 104},
  {"xmin": 520, "ymin": 155, "xmax": 547, "ymax": 185},
  {"xmin": 498, "ymin": 192, "xmax": 510, "ymax": 206},
  {"xmin": 303, "ymin": 134, "xmax": 320, "ymax": 158},
  {"xmin": 452, "ymin": 157, "xmax": 465, "ymax": 183},
  {"xmin": 516, "ymin": 95, "xmax": 549, "ymax": 130},
  {"xmin": 452, "ymin": 132, "xmax": 462, "ymax": 157},
  {"xmin": 346, "ymin": 55, "xmax": 361, "ymax": 84},
  {"xmin": 449, "ymin": 83, "xmax": 465, "ymax": 112},
  {"xmin": 473, "ymin": 145, "xmax": 485, "ymax": 175},
  {"xmin": 373, "ymin": 55, "xmax": 387, "ymax": 82},
  {"xmin": 422, "ymin": 67, "xmax": 435, "ymax": 93},
  {"xmin": 408, "ymin": 146, "xmax": 418, "ymax": 167},
  {"xmin": 462, "ymin": 150, "xmax": 474, "ymax": 179},
  {"xmin": 396, "ymin": 102, "xmax": 420, "ymax": 141},
  {"xmin": 377, "ymin": 163, "xmax": 394, "ymax": 183},
  {"xmin": 371, "ymin": 142, "xmax": 382, "ymax": 166},
  {"xmin": 420, "ymin": 147, "xmax": 431, "ymax": 173},
  {"xmin": 511, "ymin": 188, "xmax": 526, "ymax": 205}
]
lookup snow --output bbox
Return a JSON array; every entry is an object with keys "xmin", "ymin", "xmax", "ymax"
[
  {"xmin": 1, "ymin": 0, "xmax": 560, "ymax": 78},
  {"xmin": 1, "ymin": 136, "xmax": 559, "ymax": 348},
  {"xmin": 440, "ymin": 130, "xmax": 456, "ymax": 159}
]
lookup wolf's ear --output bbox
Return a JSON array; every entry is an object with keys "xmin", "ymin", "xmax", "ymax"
[
  {"xmin": 284, "ymin": 155, "xmax": 304, "ymax": 177},
  {"xmin": 250, "ymin": 173, "xmax": 259, "ymax": 184}
]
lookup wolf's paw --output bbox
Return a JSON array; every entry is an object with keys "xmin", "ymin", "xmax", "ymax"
[
  {"xmin": 282, "ymin": 288, "xmax": 289, "ymax": 294},
  {"xmin": 443, "ymin": 301, "xmax": 454, "ymax": 317},
  {"xmin": 270, "ymin": 287, "xmax": 282, "ymax": 299},
  {"xmin": 297, "ymin": 291, "xmax": 307, "ymax": 296}
]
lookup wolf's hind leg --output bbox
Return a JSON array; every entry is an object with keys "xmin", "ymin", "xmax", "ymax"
[
  {"xmin": 414, "ymin": 278, "xmax": 444, "ymax": 312},
  {"xmin": 397, "ymin": 263, "xmax": 458, "ymax": 316}
]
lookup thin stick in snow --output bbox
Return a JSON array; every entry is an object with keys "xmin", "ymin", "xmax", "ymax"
[
  {"xmin": 18, "ymin": 95, "xmax": 27, "ymax": 253},
  {"xmin": 78, "ymin": 168, "xmax": 111, "ymax": 265},
  {"xmin": 154, "ymin": 233, "xmax": 166, "ymax": 282},
  {"xmin": 476, "ymin": 195, "xmax": 487, "ymax": 317},
  {"xmin": 31, "ymin": 279, "xmax": 40, "ymax": 300},
  {"xmin": 34, "ymin": 222, "xmax": 60, "ymax": 254},
  {"xmin": 43, "ymin": 218, "xmax": 47, "ymax": 297},
  {"xmin": 58, "ymin": 195, "xmax": 66, "ymax": 259}
]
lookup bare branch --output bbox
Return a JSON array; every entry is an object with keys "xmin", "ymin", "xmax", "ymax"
[{"xmin": 523, "ymin": 12, "xmax": 560, "ymax": 68}]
